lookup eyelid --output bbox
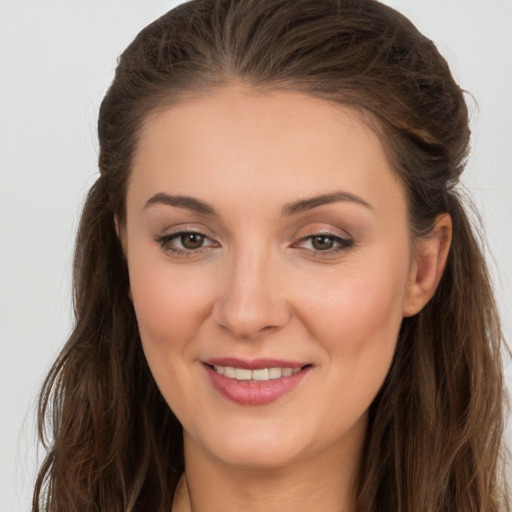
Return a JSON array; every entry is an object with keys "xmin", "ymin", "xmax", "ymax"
[
  {"xmin": 158, "ymin": 224, "xmax": 217, "ymax": 241},
  {"xmin": 296, "ymin": 232, "xmax": 352, "ymax": 246},
  {"xmin": 293, "ymin": 224, "xmax": 352, "ymax": 242}
]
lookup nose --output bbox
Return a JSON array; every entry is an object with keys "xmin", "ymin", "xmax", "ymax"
[{"xmin": 212, "ymin": 247, "xmax": 291, "ymax": 340}]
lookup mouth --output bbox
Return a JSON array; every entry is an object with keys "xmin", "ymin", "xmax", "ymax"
[
  {"xmin": 207, "ymin": 364, "xmax": 305, "ymax": 381},
  {"xmin": 202, "ymin": 359, "xmax": 312, "ymax": 405}
]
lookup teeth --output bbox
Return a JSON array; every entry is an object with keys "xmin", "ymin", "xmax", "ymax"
[
  {"xmin": 235, "ymin": 368, "xmax": 252, "ymax": 380},
  {"xmin": 224, "ymin": 366, "xmax": 236, "ymax": 378},
  {"xmin": 212, "ymin": 365, "xmax": 303, "ymax": 381},
  {"xmin": 252, "ymin": 368, "xmax": 269, "ymax": 381},
  {"xmin": 268, "ymin": 367, "xmax": 282, "ymax": 379}
]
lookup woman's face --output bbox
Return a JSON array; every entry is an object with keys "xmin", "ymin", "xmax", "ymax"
[{"xmin": 124, "ymin": 86, "xmax": 419, "ymax": 470}]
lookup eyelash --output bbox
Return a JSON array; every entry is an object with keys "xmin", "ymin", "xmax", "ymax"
[
  {"xmin": 155, "ymin": 230, "xmax": 354, "ymax": 258},
  {"xmin": 155, "ymin": 230, "xmax": 218, "ymax": 258},
  {"xmin": 294, "ymin": 232, "xmax": 355, "ymax": 256}
]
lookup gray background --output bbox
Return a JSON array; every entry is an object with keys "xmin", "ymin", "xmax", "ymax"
[{"xmin": 1, "ymin": 1, "xmax": 511, "ymax": 510}]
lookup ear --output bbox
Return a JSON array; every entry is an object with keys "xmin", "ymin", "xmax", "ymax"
[{"xmin": 402, "ymin": 214, "xmax": 452, "ymax": 317}]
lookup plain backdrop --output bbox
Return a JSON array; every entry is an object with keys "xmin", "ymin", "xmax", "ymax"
[{"xmin": 1, "ymin": 1, "xmax": 511, "ymax": 511}]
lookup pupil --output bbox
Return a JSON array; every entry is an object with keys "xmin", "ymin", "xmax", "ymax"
[
  {"xmin": 181, "ymin": 233, "xmax": 204, "ymax": 249},
  {"xmin": 312, "ymin": 235, "xmax": 334, "ymax": 251}
]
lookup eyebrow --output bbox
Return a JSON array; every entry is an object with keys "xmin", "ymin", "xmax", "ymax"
[
  {"xmin": 144, "ymin": 193, "xmax": 218, "ymax": 215},
  {"xmin": 144, "ymin": 190, "xmax": 373, "ymax": 216},
  {"xmin": 281, "ymin": 191, "xmax": 373, "ymax": 216}
]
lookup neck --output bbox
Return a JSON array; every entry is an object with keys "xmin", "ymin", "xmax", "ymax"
[{"xmin": 175, "ymin": 429, "xmax": 363, "ymax": 512}]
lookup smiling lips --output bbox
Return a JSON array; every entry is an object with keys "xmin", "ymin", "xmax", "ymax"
[
  {"xmin": 203, "ymin": 358, "xmax": 311, "ymax": 405},
  {"xmin": 213, "ymin": 365, "xmax": 302, "ymax": 380}
]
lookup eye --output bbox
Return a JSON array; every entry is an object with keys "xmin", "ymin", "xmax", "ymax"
[
  {"xmin": 155, "ymin": 230, "xmax": 218, "ymax": 256},
  {"xmin": 295, "ymin": 232, "xmax": 354, "ymax": 254},
  {"xmin": 310, "ymin": 235, "xmax": 337, "ymax": 251},
  {"xmin": 179, "ymin": 232, "xmax": 207, "ymax": 250}
]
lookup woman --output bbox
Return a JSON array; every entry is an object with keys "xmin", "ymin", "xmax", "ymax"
[{"xmin": 33, "ymin": 0, "xmax": 509, "ymax": 510}]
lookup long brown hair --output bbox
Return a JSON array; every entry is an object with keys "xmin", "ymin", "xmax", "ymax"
[{"xmin": 33, "ymin": 0, "xmax": 509, "ymax": 510}]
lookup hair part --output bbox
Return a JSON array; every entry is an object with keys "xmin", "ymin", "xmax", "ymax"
[{"xmin": 34, "ymin": 1, "xmax": 509, "ymax": 511}]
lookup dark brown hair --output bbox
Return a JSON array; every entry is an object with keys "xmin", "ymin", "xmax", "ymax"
[{"xmin": 33, "ymin": 0, "xmax": 509, "ymax": 510}]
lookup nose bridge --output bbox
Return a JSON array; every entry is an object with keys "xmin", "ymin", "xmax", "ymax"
[{"xmin": 213, "ymin": 241, "xmax": 289, "ymax": 339}]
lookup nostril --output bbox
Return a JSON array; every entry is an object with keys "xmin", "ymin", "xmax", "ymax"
[{"xmin": 212, "ymin": 287, "xmax": 291, "ymax": 340}]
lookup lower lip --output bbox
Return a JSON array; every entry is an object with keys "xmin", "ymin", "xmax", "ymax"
[{"xmin": 204, "ymin": 365, "xmax": 311, "ymax": 405}]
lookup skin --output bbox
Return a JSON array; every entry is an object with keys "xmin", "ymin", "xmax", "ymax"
[{"xmin": 121, "ymin": 85, "xmax": 451, "ymax": 512}]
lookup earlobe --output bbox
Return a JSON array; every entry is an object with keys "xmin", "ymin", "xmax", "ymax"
[{"xmin": 402, "ymin": 214, "xmax": 452, "ymax": 317}]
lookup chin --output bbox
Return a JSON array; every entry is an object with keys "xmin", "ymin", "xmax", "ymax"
[
  {"xmin": 188, "ymin": 420, "xmax": 315, "ymax": 470},
  {"xmin": 214, "ymin": 443, "xmax": 305, "ymax": 470}
]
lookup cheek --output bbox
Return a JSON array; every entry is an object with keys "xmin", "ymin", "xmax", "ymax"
[
  {"xmin": 129, "ymin": 260, "xmax": 212, "ymax": 348},
  {"xmin": 299, "ymin": 258, "xmax": 408, "ymax": 341},
  {"xmin": 294, "ymin": 247, "xmax": 410, "ymax": 394},
  {"xmin": 291, "ymin": 259, "xmax": 408, "ymax": 439},
  {"xmin": 127, "ymin": 259, "xmax": 215, "ymax": 418}
]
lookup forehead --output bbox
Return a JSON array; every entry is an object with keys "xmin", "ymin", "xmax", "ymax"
[{"xmin": 128, "ymin": 85, "xmax": 405, "ymax": 217}]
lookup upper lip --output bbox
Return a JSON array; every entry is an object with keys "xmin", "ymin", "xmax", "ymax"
[{"xmin": 203, "ymin": 357, "xmax": 309, "ymax": 370}]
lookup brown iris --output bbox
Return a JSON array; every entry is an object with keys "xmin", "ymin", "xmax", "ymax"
[
  {"xmin": 311, "ymin": 235, "xmax": 335, "ymax": 251},
  {"xmin": 181, "ymin": 233, "xmax": 205, "ymax": 250}
]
